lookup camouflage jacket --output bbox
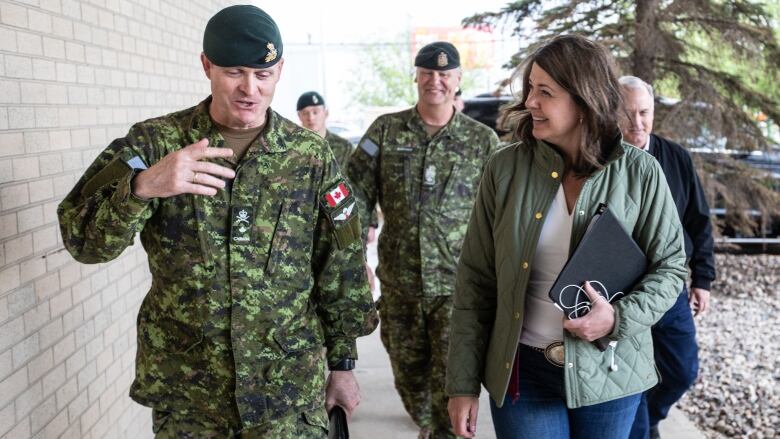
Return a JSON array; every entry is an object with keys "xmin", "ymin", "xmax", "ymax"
[
  {"xmin": 324, "ymin": 130, "xmax": 353, "ymax": 171},
  {"xmin": 347, "ymin": 107, "xmax": 499, "ymax": 296},
  {"xmin": 57, "ymin": 98, "xmax": 377, "ymax": 428}
]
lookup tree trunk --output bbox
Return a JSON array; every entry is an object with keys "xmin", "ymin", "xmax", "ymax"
[{"xmin": 633, "ymin": 0, "xmax": 660, "ymax": 84}]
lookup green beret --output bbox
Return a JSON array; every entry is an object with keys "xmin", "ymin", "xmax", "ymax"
[
  {"xmin": 414, "ymin": 41, "xmax": 460, "ymax": 71},
  {"xmin": 203, "ymin": 5, "xmax": 283, "ymax": 68},
  {"xmin": 297, "ymin": 91, "xmax": 325, "ymax": 111}
]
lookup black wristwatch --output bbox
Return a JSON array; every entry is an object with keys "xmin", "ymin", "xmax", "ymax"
[{"xmin": 328, "ymin": 358, "xmax": 356, "ymax": 371}]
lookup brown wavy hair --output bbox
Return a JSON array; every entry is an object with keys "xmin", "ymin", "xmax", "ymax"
[{"xmin": 502, "ymin": 34, "xmax": 624, "ymax": 177}]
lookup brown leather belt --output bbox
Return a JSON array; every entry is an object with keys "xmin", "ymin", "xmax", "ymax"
[{"xmin": 525, "ymin": 342, "xmax": 564, "ymax": 367}]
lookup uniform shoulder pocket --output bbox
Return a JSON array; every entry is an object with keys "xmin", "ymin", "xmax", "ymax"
[{"xmin": 319, "ymin": 179, "xmax": 361, "ymax": 249}]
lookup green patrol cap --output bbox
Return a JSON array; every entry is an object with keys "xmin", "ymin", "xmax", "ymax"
[
  {"xmin": 203, "ymin": 5, "xmax": 283, "ymax": 68},
  {"xmin": 297, "ymin": 91, "xmax": 325, "ymax": 111},
  {"xmin": 414, "ymin": 41, "xmax": 460, "ymax": 71}
]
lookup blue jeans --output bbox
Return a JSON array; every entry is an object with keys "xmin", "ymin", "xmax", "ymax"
[
  {"xmin": 630, "ymin": 290, "xmax": 699, "ymax": 439},
  {"xmin": 491, "ymin": 344, "xmax": 641, "ymax": 439}
]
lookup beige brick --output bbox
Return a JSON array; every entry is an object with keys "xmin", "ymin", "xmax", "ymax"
[
  {"xmin": 28, "ymin": 9, "xmax": 53, "ymax": 33},
  {"xmin": 84, "ymin": 333, "xmax": 102, "ymax": 361},
  {"xmin": 74, "ymin": 320, "xmax": 95, "ymax": 350},
  {"xmin": 44, "ymin": 408, "xmax": 70, "ymax": 439},
  {"xmin": 0, "ymin": 132, "xmax": 24, "ymax": 157},
  {"xmin": 42, "ymin": 362, "xmax": 66, "ymax": 398},
  {"xmin": 0, "ymin": 159, "xmax": 11, "ymax": 184},
  {"xmin": 39, "ymin": 0, "xmax": 62, "ymax": 14},
  {"xmin": 35, "ymin": 106, "xmax": 59, "ymax": 127},
  {"xmin": 1, "ymin": 182, "xmax": 29, "ymax": 209},
  {"xmin": 24, "ymin": 301, "xmax": 50, "ymax": 333},
  {"xmin": 0, "ymin": 107, "xmax": 7, "ymax": 130},
  {"xmin": 58, "ymin": 106, "xmax": 79, "ymax": 127},
  {"xmin": 27, "ymin": 348, "xmax": 53, "ymax": 383},
  {"xmin": 77, "ymin": 65, "xmax": 95, "ymax": 84},
  {"xmin": 34, "ymin": 272, "xmax": 59, "ymax": 300},
  {"xmin": 78, "ymin": 107, "xmax": 97, "ymax": 125},
  {"xmin": 61, "ymin": 0, "xmax": 79, "ymax": 19},
  {"xmin": 0, "ymin": 79, "xmax": 21, "ymax": 103},
  {"xmin": 29, "ymin": 178, "xmax": 54, "ymax": 203},
  {"xmin": 19, "ymin": 81, "xmax": 45, "ymax": 104},
  {"xmin": 67, "ymin": 85, "xmax": 87, "ymax": 104},
  {"xmin": 68, "ymin": 389, "xmax": 88, "ymax": 422},
  {"xmin": 0, "ymin": 400, "xmax": 14, "ymax": 436},
  {"xmin": 17, "ymin": 31, "xmax": 43, "ymax": 56},
  {"xmin": 12, "ymin": 156, "xmax": 40, "ymax": 179},
  {"xmin": 65, "ymin": 347, "xmax": 85, "ymax": 379},
  {"xmin": 73, "ymin": 22, "xmax": 91, "ymax": 43},
  {"xmin": 0, "ymin": 265, "xmax": 21, "ymax": 296},
  {"xmin": 45, "ymin": 83, "xmax": 68, "ymax": 104},
  {"xmin": 20, "ymin": 257, "xmax": 46, "ymax": 283},
  {"xmin": 50, "ymin": 289, "xmax": 72, "ymax": 318},
  {"xmin": 51, "ymin": 16, "xmax": 73, "ymax": 39},
  {"xmin": 53, "ymin": 332, "xmax": 75, "ymax": 365},
  {"xmin": 80, "ymin": 399, "xmax": 100, "ymax": 433},
  {"xmin": 61, "ymin": 151, "xmax": 82, "ymax": 171},
  {"xmin": 32, "ymin": 58, "xmax": 57, "ymax": 81},
  {"xmin": 33, "ymin": 225, "xmax": 57, "ymax": 252},
  {"xmin": 52, "ymin": 173, "xmax": 75, "ymax": 197},
  {"xmin": 0, "ymin": 26, "xmax": 17, "ymax": 51},
  {"xmin": 5, "ymin": 55, "xmax": 33, "ymax": 78},
  {"xmin": 86, "ymin": 370, "xmax": 105, "ymax": 401},
  {"xmin": 56, "ymin": 375, "xmax": 77, "ymax": 411},
  {"xmin": 42, "ymin": 36, "xmax": 65, "ymax": 58},
  {"xmin": 12, "ymin": 337, "xmax": 37, "ymax": 380},
  {"xmin": 4, "ymin": 418, "xmax": 30, "ymax": 439},
  {"xmin": 39, "ymin": 153, "xmax": 64, "ymax": 176},
  {"xmin": 38, "ymin": 316, "xmax": 63, "ymax": 350},
  {"xmin": 30, "ymin": 393, "xmax": 57, "ymax": 433},
  {"xmin": 8, "ymin": 106, "xmax": 35, "ymax": 129},
  {"xmin": 24, "ymin": 130, "xmax": 50, "ymax": 153},
  {"xmin": 42, "ymin": 200, "xmax": 58, "ymax": 225},
  {"xmin": 0, "ymin": 367, "xmax": 27, "ymax": 408},
  {"xmin": 0, "ymin": 296, "xmax": 7, "ymax": 326},
  {"xmin": 7, "ymin": 284, "xmax": 34, "ymax": 319},
  {"xmin": 56, "ymin": 62, "xmax": 77, "ymax": 82},
  {"xmin": 5, "ymin": 233, "xmax": 33, "ymax": 263},
  {"xmin": 0, "ymin": 3, "xmax": 28, "ymax": 28},
  {"xmin": 15, "ymin": 381, "xmax": 43, "ymax": 419},
  {"xmin": 65, "ymin": 41, "xmax": 85, "ymax": 62},
  {"xmin": 59, "ymin": 262, "xmax": 81, "ymax": 288},
  {"xmin": 95, "ymin": 346, "xmax": 113, "ymax": 373}
]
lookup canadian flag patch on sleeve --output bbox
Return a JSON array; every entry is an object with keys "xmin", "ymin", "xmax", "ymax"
[{"xmin": 324, "ymin": 182, "xmax": 350, "ymax": 208}]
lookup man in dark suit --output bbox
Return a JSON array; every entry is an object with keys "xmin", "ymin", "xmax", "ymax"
[{"xmin": 619, "ymin": 76, "xmax": 716, "ymax": 439}]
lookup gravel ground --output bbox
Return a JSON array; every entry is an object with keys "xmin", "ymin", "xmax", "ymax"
[{"xmin": 678, "ymin": 254, "xmax": 779, "ymax": 438}]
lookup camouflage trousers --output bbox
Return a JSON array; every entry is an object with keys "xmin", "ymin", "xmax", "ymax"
[
  {"xmin": 378, "ymin": 289, "xmax": 456, "ymax": 438},
  {"xmin": 152, "ymin": 407, "xmax": 328, "ymax": 438}
]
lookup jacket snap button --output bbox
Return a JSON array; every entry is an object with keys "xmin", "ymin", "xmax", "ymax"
[
  {"xmin": 578, "ymin": 210, "xmax": 585, "ymax": 216},
  {"xmin": 522, "ymin": 262, "xmax": 528, "ymax": 269},
  {"xmin": 551, "ymin": 171, "xmax": 559, "ymax": 179},
  {"xmin": 568, "ymin": 363, "xmax": 574, "ymax": 368},
  {"xmin": 505, "ymin": 362, "xmax": 510, "ymax": 369},
  {"xmin": 514, "ymin": 312, "xmax": 520, "ymax": 319},
  {"xmin": 535, "ymin": 212, "xmax": 542, "ymax": 220}
]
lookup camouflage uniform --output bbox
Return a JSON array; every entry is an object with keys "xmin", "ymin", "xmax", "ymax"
[
  {"xmin": 324, "ymin": 130, "xmax": 353, "ymax": 170},
  {"xmin": 347, "ymin": 107, "xmax": 498, "ymax": 437},
  {"xmin": 58, "ymin": 97, "xmax": 377, "ymax": 436}
]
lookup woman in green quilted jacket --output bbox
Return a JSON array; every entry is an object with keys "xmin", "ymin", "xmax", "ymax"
[{"xmin": 445, "ymin": 35, "xmax": 687, "ymax": 439}]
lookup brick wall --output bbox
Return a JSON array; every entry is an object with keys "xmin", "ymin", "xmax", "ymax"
[{"xmin": 0, "ymin": 1, "xmax": 236, "ymax": 437}]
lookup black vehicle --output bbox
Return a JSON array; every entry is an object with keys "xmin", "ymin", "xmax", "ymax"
[{"xmin": 462, "ymin": 94, "xmax": 514, "ymax": 136}]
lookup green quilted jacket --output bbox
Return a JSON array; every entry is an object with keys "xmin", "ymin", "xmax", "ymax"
[{"xmin": 445, "ymin": 139, "xmax": 687, "ymax": 408}]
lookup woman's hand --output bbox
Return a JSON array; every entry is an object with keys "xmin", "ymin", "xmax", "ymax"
[
  {"xmin": 563, "ymin": 281, "xmax": 615, "ymax": 340},
  {"xmin": 448, "ymin": 396, "xmax": 479, "ymax": 437}
]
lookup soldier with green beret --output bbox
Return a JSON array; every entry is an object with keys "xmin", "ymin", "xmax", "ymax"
[
  {"xmin": 58, "ymin": 5, "xmax": 376, "ymax": 438},
  {"xmin": 347, "ymin": 41, "xmax": 499, "ymax": 439},
  {"xmin": 296, "ymin": 91, "xmax": 353, "ymax": 169}
]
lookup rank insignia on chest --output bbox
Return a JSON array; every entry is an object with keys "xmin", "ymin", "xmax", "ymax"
[
  {"xmin": 424, "ymin": 165, "xmax": 437, "ymax": 186},
  {"xmin": 230, "ymin": 206, "xmax": 254, "ymax": 244},
  {"xmin": 325, "ymin": 182, "xmax": 350, "ymax": 208}
]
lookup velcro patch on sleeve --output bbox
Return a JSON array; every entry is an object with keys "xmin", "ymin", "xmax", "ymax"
[
  {"xmin": 320, "ymin": 179, "xmax": 360, "ymax": 249},
  {"xmin": 359, "ymin": 138, "xmax": 379, "ymax": 157}
]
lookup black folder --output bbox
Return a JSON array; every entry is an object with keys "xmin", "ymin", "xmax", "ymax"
[
  {"xmin": 548, "ymin": 203, "xmax": 647, "ymax": 351},
  {"xmin": 328, "ymin": 405, "xmax": 349, "ymax": 439}
]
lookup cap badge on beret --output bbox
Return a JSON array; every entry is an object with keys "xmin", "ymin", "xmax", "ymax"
[
  {"xmin": 437, "ymin": 52, "xmax": 448, "ymax": 68},
  {"xmin": 265, "ymin": 42, "xmax": 278, "ymax": 63},
  {"xmin": 312, "ymin": 95, "xmax": 319, "ymax": 104}
]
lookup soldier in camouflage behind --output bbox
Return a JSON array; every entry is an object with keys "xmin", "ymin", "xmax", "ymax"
[
  {"xmin": 57, "ymin": 5, "xmax": 376, "ymax": 438},
  {"xmin": 296, "ymin": 91, "xmax": 354, "ymax": 168},
  {"xmin": 347, "ymin": 42, "xmax": 500, "ymax": 439}
]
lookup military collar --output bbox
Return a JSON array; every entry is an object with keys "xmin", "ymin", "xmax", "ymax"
[
  {"xmin": 405, "ymin": 106, "xmax": 469, "ymax": 142},
  {"xmin": 187, "ymin": 97, "xmax": 290, "ymax": 154}
]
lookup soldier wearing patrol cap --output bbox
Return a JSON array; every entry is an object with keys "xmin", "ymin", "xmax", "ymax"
[
  {"xmin": 58, "ymin": 5, "xmax": 376, "ymax": 438},
  {"xmin": 348, "ymin": 41, "xmax": 499, "ymax": 439},
  {"xmin": 296, "ymin": 91, "xmax": 354, "ymax": 168}
]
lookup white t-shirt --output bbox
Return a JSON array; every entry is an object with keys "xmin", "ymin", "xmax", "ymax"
[{"xmin": 518, "ymin": 185, "xmax": 573, "ymax": 348}]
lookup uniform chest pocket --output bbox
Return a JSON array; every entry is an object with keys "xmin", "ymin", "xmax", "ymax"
[
  {"xmin": 381, "ymin": 153, "xmax": 412, "ymax": 209},
  {"xmin": 265, "ymin": 199, "xmax": 315, "ymax": 289},
  {"xmin": 438, "ymin": 161, "xmax": 482, "ymax": 219}
]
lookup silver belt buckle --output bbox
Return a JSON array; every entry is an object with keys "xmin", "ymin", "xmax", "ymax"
[{"xmin": 544, "ymin": 341, "xmax": 565, "ymax": 367}]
